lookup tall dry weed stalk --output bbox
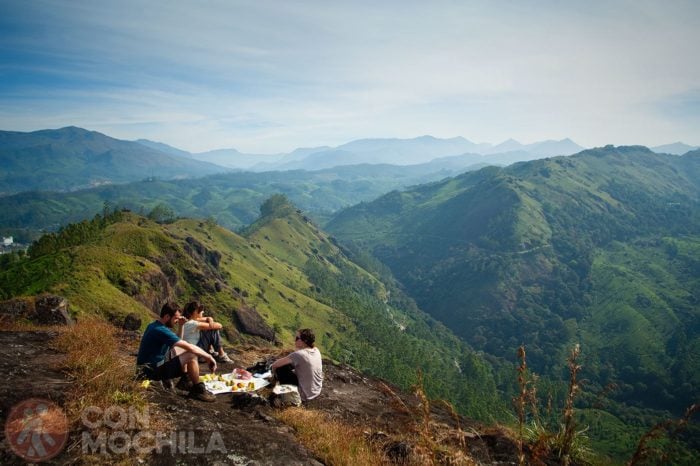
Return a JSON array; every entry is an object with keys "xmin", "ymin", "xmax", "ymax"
[
  {"xmin": 558, "ymin": 343, "xmax": 582, "ymax": 466},
  {"xmin": 627, "ymin": 403, "xmax": 699, "ymax": 466},
  {"xmin": 380, "ymin": 373, "xmax": 438, "ymax": 463},
  {"xmin": 515, "ymin": 346, "xmax": 526, "ymax": 464},
  {"xmin": 437, "ymin": 399, "xmax": 467, "ymax": 451},
  {"xmin": 513, "ymin": 344, "xmax": 590, "ymax": 466},
  {"xmin": 514, "ymin": 345, "xmax": 535, "ymax": 465},
  {"xmin": 378, "ymin": 373, "xmax": 476, "ymax": 465},
  {"xmin": 414, "ymin": 370, "xmax": 435, "ymax": 455},
  {"xmin": 378, "ymin": 381, "xmax": 412, "ymax": 417}
]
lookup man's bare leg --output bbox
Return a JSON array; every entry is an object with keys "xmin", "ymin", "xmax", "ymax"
[{"xmin": 171, "ymin": 346, "xmax": 200, "ymax": 384}]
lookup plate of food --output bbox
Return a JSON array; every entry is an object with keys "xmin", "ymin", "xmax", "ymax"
[
  {"xmin": 205, "ymin": 380, "xmax": 230, "ymax": 394},
  {"xmin": 201, "ymin": 372, "xmax": 269, "ymax": 394},
  {"xmin": 222, "ymin": 372, "xmax": 270, "ymax": 392}
]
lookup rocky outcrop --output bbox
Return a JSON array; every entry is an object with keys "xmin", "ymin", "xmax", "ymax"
[
  {"xmin": 110, "ymin": 266, "xmax": 172, "ymax": 315},
  {"xmin": 122, "ymin": 313, "xmax": 142, "ymax": 331},
  {"xmin": 34, "ymin": 295, "xmax": 73, "ymax": 325},
  {"xmin": 183, "ymin": 268, "xmax": 218, "ymax": 294},
  {"xmin": 133, "ymin": 269, "xmax": 172, "ymax": 314},
  {"xmin": 0, "ymin": 294, "xmax": 73, "ymax": 326},
  {"xmin": 185, "ymin": 236, "xmax": 222, "ymax": 270},
  {"xmin": 234, "ymin": 305, "xmax": 276, "ymax": 341},
  {"xmin": 0, "ymin": 297, "xmax": 33, "ymax": 324}
]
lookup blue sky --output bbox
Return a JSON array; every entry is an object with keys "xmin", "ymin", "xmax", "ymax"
[{"xmin": 1, "ymin": 0, "xmax": 698, "ymax": 153}]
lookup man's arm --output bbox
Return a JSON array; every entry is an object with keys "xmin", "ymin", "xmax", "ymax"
[
  {"xmin": 173, "ymin": 315, "xmax": 186, "ymax": 339},
  {"xmin": 271, "ymin": 355, "xmax": 293, "ymax": 370},
  {"xmin": 196, "ymin": 321, "xmax": 222, "ymax": 330},
  {"xmin": 174, "ymin": 339, "xmax": 218, "ymax": 372}
]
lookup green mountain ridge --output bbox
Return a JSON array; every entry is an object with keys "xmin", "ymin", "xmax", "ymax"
[
  {"xmin": 0, "ymin": 160, "xmax": 486, "ymax": 242},
  {"xmin": 0, "ymin": 126, "xmax": 228, "ymax": 195},
  {"xmin": 326, "ymin": 146, "xmax": 700, "ymax": 414},
  {"xmin": 0, "ymin": 200, "xmax": 504, "ymax": 421}
]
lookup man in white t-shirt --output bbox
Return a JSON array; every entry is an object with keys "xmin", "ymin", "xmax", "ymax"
[{"xmin": 271, "ymin": 328, "xmax": 323, "ymax": 401}]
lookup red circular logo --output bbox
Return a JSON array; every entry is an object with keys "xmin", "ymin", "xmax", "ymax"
[{"xmin": 4, "ymin": 398, "xmax": 69, "ymax": 461}]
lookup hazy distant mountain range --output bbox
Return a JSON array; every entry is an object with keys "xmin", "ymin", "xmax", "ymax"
[
  {"xmin": 651, "ymin": 142, "xmax": 699, "ymax": 155},
  {"xmin": 141, "ymin": 134, "xmax": 588, "ymax": 171},
  {"xmin": 2, "ymin": 126, "xmax": 697, "ymax": 196}
]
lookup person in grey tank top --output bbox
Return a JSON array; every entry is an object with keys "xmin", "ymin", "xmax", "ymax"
[{"xmin": 271, "ymin": 328, "xmax": 323, "ymax": 401}]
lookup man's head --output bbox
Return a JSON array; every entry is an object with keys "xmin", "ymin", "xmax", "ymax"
[
  {"xmin": 160, "ymin": 302, "xmax": 182, "ymax": 328},
  {"xmin": 295, "ymin": 328, "xmax": 315, "ymax": 348}
]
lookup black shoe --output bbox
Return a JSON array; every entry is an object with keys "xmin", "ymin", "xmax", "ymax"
[
  {"xmin": 189, "ymin": 382, "xmax": 216, "ymax": 402},
  {"xmin": 161, "ymin": 378, "xmax": 175, "ymax": 390},
  {"xmin": 176, "ymin": 376, "xmax": 193, "ymax": 391}
]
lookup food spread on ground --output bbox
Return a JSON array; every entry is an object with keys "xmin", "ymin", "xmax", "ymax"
[
  {"xmin": 201, "ymin": 372, "xmax": 270, "ymax": 395},
  {"xmin": 272, "ymin": 384, "xmax": 298, "ymax": 395}
]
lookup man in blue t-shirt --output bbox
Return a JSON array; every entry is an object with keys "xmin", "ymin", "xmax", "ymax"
[{"xmin": 137, "ymin": 302, "xmax": 218, "ymax": 401}]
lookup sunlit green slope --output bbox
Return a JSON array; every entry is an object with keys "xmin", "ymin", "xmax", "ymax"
[
  {"xmin": 327, "ymin": 146, "xmax": 700, "ymax": 412},
  {"xmin": 0, "ymin": 198, "xmax": 505, "ymax": 420}
]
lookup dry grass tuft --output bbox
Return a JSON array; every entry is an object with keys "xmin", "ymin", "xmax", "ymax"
[
  {"xmin": 42, "ymin": 318, "xmax": 161, "ymax": 464},
  {"xmin": 52, "ymin": 318, "xmax": 146, "ymax": 424},
  {"xmin": 276, "ymin": 407, "xmax": 387, "ymax": 465},
  {"xmin": 0, "ymin": 320, "xmax": 70, "ymax": 332}
]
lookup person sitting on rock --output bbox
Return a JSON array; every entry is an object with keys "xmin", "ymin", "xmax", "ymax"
[
  {"xmin": 270, "ymin": 328, "xmax": 323, "ymax": 402},
  {"xmin": 136, "ymin": 302, "xmax": 217, "ymax": 402},
  {"xmin": 181, "ymin": 301, "xmax": 233, "ymax": 364}
]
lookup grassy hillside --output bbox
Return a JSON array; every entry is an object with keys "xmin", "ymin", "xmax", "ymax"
[
  {"xmin": 326, "ymin": 146, "xmax": 700, "ymax": 461},
  {"xmin": 0, "ymin": 200, "xmax": 505, "ymax": 421}
]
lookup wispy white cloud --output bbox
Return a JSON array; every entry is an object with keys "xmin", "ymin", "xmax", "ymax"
[{"xmin": 1, "ymin": 0, "xmax": 698, "ymax": 152}]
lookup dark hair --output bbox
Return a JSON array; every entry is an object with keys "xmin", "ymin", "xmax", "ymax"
[
  {"xmin": 160, "ymin": 302, "xmax": 180, "ymax": 318},
  {"xmin": 298, "ymin": 328, "xmax": 315, "ymax": 348},
  {"xmin": 183, "ymin": 301, "xmax": 203, "ymax": 319}
]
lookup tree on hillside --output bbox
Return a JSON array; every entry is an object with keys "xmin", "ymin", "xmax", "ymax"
[
  {"xmin": 260, "ymin": 194, "xmax": 292, "ymax": 217},
  {"xmin": 147, "ymin": 203, "xmax": 176, "ymax": 223}
]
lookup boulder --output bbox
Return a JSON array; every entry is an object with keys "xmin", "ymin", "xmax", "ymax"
[
  {"xmin": 122, "ymin": 313, "xmax": 142, "ymax": 331},
  {"xmin": 385, "ymin": 441, "xmax": 413, "ymax": 463},
  {"xmin": 0, "ymin": 295, "xmax": 73, "ymax": 326},
  {"xmin": 234, "ymin": 305, "xmax": 275, "ymax": 341},
  {"xmin": 33, "ymin": 295, "xmax": 73, "ymax": 326},
  {"xmin": 0, "ymin": 297, "xmax": 34, "ymax": 324}
]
